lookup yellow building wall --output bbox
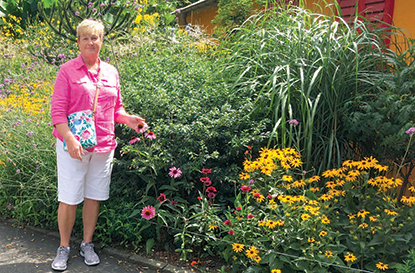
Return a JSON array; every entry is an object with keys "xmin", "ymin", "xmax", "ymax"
[{"xmin": 183, "ymin": 6, "xmax": 218, "ymax": 36}]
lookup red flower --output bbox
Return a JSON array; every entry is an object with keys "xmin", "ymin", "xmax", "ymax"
[
  {"xmin": 224, "ymin": 219, "xmax": 232, "ymax": 225},
  {"xmin": 247, "ymin": 214, "xmax": 254, "ymax": 219},
  {"xmin": 201, "ymin": 168, "xmax": 212, "ymax": 174},
  {"xmin": 236, "ymin": 206, "xmax": 242, "ymax": 211},
  {"xmin": 228, "ymin": 230, "xmax": 235, "ymax": 235},
  {"xmin": 200, "ymin": 177, "xmax": 211, "ymax": 184},
  {"xmin": 197, "ymin": 196, "xmax": 202, "ymax": 200},
  {"xmin": 191, "ymin": 261, "xmax": 198, "ymax": 266},
  {"xmin": 206, "ymin": 186, "xmax": 217, "ymax": 193}
]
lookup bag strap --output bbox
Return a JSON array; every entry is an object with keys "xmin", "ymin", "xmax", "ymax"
[{"xmin": 92, "ymin": 70, "xmax": 102, "ymax": 120}]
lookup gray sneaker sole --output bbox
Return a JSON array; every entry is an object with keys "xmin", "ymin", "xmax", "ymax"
[{"xmin": 80, "ymin": 250, "xmax": 100, "ymax": 266}]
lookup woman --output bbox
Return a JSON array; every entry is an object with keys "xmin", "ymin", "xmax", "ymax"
[{"xmin": 50, "ymin": 19, "xmax": 147, "ymax": 271}]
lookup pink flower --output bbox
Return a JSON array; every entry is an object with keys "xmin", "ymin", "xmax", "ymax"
[
  {"xmin": 145, "ymin": 131, "xmax": 156, "ymax": 139},
  {"xmin": 200, "ymin": 177, "xmax": 211, "ymax": 186},
  {"xmin": 406, "ymin": 127, "xmax": 415, "ymax": 135},
  {"xmin": 81, "ymin": 130, "xmax": 91, "ymax": 139},
  {"xmin": 169, "ymin": 167, "xmax": 182, "ymax": 178},
  {"xmin": 158, "ymin": 193, "xmax": 166, "ymax": 203},
  {"xmin": 224, "ymin": 219, "xmax": 232, "ymax": 226},
  {"xmin": 228, "ymin": 230, "xmax": 235, "ymax": 235},
  {"xmin": 136, "ymin": 122, "xmax": 148, "ymax": 134},
  {"xmin": 240, "ymin": 185, "xmax": 251, "ymax": 192},
  {"xmin": 247, "ymin": 214, "xmax": 254, "ymax": 219},
  {"xmin": 236, "ymin": 206, "xmax": 242, "ymax": 211},
  {"xmin": 207, "ymin": 192, "xmax": 216, "ymax": 199},
  {"xmin": 129, "ymin": 137, "xmax": 140, "ymax": 145},
  {"xmin": 201, "ymin": 168, "xmax": 211, "ymax": 174},
  {"xmin": 16, "ymin": 169, "xmax": 20, "ymax": 174},
  {"xmin": 141, "ymin": 206, "xmax": 156, "ymax": 220},
  {"xmin": 289, "ymin": 119, "xmax": 299, "ymax": 125}
]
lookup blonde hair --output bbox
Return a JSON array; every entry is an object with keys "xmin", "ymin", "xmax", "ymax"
[{"xmin": 76, "ymin": 19, "xmax": 104, "ymax": 40}]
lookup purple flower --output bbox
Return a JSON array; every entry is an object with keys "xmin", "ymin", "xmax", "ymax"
[
  {"xmin": 168, "ymin": 167, "xmax": 182, "ymax": 178},
  {"xmin": 75, "ymin": 11, "xmax": 80, "ymax": 16},
  {"xmin": 7, "ymin": 204, "xmax": 11, "ymax": 210},
  {"xmin": 406, "ymin": 127, "xmax": 415, "ymax": 135},
  {"xmin": 175, "ymin": 9, "xmax": 181, "ymax": 13},
  {"xmin": 27, "ymin": 131, "xmax": 34, "ymax": 136},
  {"xmin": 33, "ymin": 144, "xmax": 37, "ymax": 148},
  {"xmin": 16, "ymin": 169, "xmax": 20, "ymax": 173},
  {"xmin": 289, "ymin": 119, "xmax": 299, "ymax": 126}
]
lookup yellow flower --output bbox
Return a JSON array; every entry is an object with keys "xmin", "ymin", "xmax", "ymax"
[
  {"xmin": 208, "ymin": 222, "xmax": 218, "ymax": 230},
  {"xmin": 307, "ymin": 175, "xmax": 320, "ymax": 183},
  {"xmin": 232, "ymin": 243, "xmax": 244, "ymax": 252},
  {"xmin": 310, "ymin": 187, "xmax": 320, "ymax": 192},
  {"xmin": 301, "ymin": 214, "xmax": 310, "ymax": 221},
  {"xmin": 253, "ymin": 255, "xmax": 261, "ymax": 263},
  {"xmin": 308, "ymin": 238, "xmax": 315, "ymax": 243},
  {"xmin": 265, "ymin": 220, "xmax": 277, "ymax": 229},
  {"xmin": 239, "ymin": 172, "xmax": 250, "ymax": 180},
  {"xmin": 359, "ymin": 223, "xmax": 368, "ymax": 229},
  {"xmin": 357, "ymin": 210, "xmax": 370, "ymax": 217},
  {"xmin": 246, "ymin": 246, "xmax": 259, "ymax": 259},
  {"xmin": 325, "ymin": 250, "xmax": 333, "ymax": 258},
  {"xmin": 292, "ymin": 180, "xmax": 306, "ymax": 188},
  {"xmin": 319, "ymin": 230, "xmax": 327, "ymax": 237},
  {"xmin": 376, "ymin": 262, "xmax": 388, "ymax": 270},
  {"xmin": 269, "ymin": 203, "xmax": 277, "ymax": 209},
  {"xmin": 258, "ymin": 220, "xmax": 265, "ymax": 226},
  {"xmin": 282, "ymin": 174, "xmax": 292, "ymax": 182},
  {"xmin": 319, "ymin": 194, "xmax": 333, "ymax": 201},
  {"xmin": 342, "ymin": 160, "xmax": 355, "ymax": 168},
  {"xmin": 276, "ymin": 220, "xmax": 284, "ymax": 226},
  {"xmin": 271, "ymin": 269, "xmax": 282, "ymax": 273},
  {"xmin": 344, "ymin": 252, "xmax": 357, "ymax": 262},
  {"xmin": 384, "ymin": 209, "xmax": 398, "ymax": 216},
  {"xmin": 289, "ymin": 158, "xmax": 302, "ymax": 168},
  {"xmin": 321, "ymin": 216, "xmax": 330, "ymax": 224}
]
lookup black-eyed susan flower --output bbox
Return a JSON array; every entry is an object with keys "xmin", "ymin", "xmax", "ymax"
[
  {"xmin": 344, "ymin": 252, "xmax": 357, "ymax": 262},
  {"xmin": 253, "ymin": 255, "xmax": 261, "ymax": 263},
  {"xmin": 232, "ymin": 243, "xmax": 244, "ymax": 252},
  {"xmin": 246, "ymin": 246, "xmax": 259, "ymax": 259},
  {"xmin": 376, "ymin": 262, "xmax": 388, "ymax": 270},
  {"xmin": 357, "ymin": 210, "xmax": 370, "ymax": 217},
  {"xmin": 319, "ymin": 194, "xmax": 333, "ymax": 201},
  {"xmin": 301, "ymin": 214, "xmax": 310, "ymax": 221},
  {"xmin": 319, "ymin": 230, "xmax": 327, "ymax": 236},
  {"xmin": 271, "ymin": 269, "xmax": 282, "ymax": 273},
  {"xmin": 239, "ymin": 172, "xmax": 250, "ymax": 180},
  {"xmin": 266, "ymin": 220, "xmax": 277, "ymax": 229},
  {"xmin": 325, "ymin": 250, "xmax": 333, "ymax": 258}
]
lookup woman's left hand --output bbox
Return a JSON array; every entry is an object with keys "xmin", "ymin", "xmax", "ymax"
[{"xmin": 125, "ymin": 115, "xmax": 148, "ymax": 133}]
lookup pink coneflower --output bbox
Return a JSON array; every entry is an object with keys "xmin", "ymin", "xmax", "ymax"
[
  {"xmin": 169, "ymin": 167, "xmax": 182, "ymax": 178},
  {"xmin": 129, "ymin": 137, "xmax": 140, "ymax": 145},
  {"xmin": 201, "ymin": 168, "xmax": 211, "ymax": 174},
  {"xmin": 136, "ymin": 122, "xmax": 148, "ymax": 134},
  {"xmin": 200, "ymin": 177, "xmax": 211, "ymax": 184},
  {"xmin": 157, "ymin": 193, "xmax": 166, "ymax": 203},
  {"xmin": 207, "ymin": 192, "xmax": 216, "ymax": 199},
  {"xmin": 145, "ymin": 131, "xmax": 156, "ymax": 140},
  {"xmin": 141, "ymin": 206, "xmax": 156, "ymax": 220},
  {"xmin": 240, "ymin": 185, "xmax": 251, "ymax": 192}
]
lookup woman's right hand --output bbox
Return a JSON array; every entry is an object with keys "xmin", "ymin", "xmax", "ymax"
[
  {"xmin": 55, "ymin": 123, "xmax": 85, "ymax": 161},
  {"xmin": 66, "ymin": 138, "xmax": 85, "ymax": 161}
]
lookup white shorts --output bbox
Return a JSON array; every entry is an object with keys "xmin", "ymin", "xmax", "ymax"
[{"xmin": 56, "ymin": 139, "xmax": 114, "ymax": 205}]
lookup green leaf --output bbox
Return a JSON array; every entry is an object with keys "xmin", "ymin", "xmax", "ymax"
[
  {"xmin": 146, "ymin": 238, "xmax": 154, "ymax": 254},
  {"xmin": 42, "ymin": 0, "xmax": 58, "ymax": 9}
]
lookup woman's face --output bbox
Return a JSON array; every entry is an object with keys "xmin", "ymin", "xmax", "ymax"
[{"xmin": 77, "ymin": 32, "xmax": 102, "ymax": 58}]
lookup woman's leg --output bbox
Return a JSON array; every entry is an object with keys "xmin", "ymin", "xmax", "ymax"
[
  {"xmin": 82, "ymin": 198, "xmax": 100, "ymax": 243},
  {"xmin": 58, "ymin": 202, "xmax": 77, "ymax": 246}
]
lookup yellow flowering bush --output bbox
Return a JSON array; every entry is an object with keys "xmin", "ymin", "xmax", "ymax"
[{"xmin": 214, "ymin": 147, "xmax": 415, "ymax": 272}]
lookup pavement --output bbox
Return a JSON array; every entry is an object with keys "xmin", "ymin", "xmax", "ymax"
[{"xmin": 0, "ymin": 218, "xmax": 194, "ymax": 273}]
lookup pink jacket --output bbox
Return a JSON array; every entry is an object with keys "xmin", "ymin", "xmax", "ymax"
[{"xmin": 51, "ymin": 54, "xmax": 125, "ymax": 153}]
